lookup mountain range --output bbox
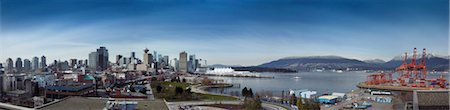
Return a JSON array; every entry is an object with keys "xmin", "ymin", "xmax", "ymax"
[{"xmin": 257, "ymin": 55, "xmax": 449, "ymax": 71}]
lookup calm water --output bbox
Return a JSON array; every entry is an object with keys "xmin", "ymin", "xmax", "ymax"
[
  {"xmin": 207, "ymin": 72, "xmax": 448, "ymax": 97},
  {"xmin": 207, "ymin": 72, "xmax": 371, "ymax": 97}
]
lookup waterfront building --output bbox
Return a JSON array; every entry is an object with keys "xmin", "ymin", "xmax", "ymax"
[
  {"xmin": 96, "ymin": 46, "xmax": 109, "ymax": 71},
  {"xmin": 179, "ymin": 51, "xmax": 188, "ymax": 73},
  {"xmin": 40, "ymin": 56, "xmax": 47, "ymax": 69},
  {"xmin": 88, "ymin": 52, "xmax": 98, "ymax": 71},
  {"xmin": 318, "ymin": 95, "xmax": 339, "ymax": 104},
  {"xmin": 23, "ymin": 59, "xmax": 31, "ymax": 72},
  {"xmin": 15, "ymin": 58, "xmax": 23, "ymax": 73},
  {"xmin": 289, "ymin": 89, "xmax": 317, "ymax": 99},
  {"xmin": 32, "ymin": 57, "xmax": 39, "ymax": 71}
]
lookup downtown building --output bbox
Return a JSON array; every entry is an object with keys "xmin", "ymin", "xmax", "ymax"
[
  {"xmin": 88, "ymin": 47, "xmax": 109, "ymax": 71},
  {"xmin": 179, "ymin": 51, "xmax": 188, "ymax": 73}
]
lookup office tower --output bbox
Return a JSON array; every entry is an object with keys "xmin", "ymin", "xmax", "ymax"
[
  {"xmin": 188, "ymin": 55, "xmax": 196, "ymax": 72},
  {"xmin": 6, "ymin": 58, "xmax": 13, "ymax": 72},
  {"xmin": 163, "ymin": 56, "xmax": 169, "ymax": 67},
  {"xmin": 158, "ymin": 54, "xmax": 163, "ymax": 63},
  {"xmin": 153, "ymin": 51, "xmax": 157, "ymax": 62},
  {"xmin": 97, "ymin": 46, "xmax": 109, "ymax": 71},
  {"xmin": 89, "ymin": 52, "xmax": 98, "ymax": 71},
  {"xmin": 179, "ymin": 51, "xmax": 188, "ymax": 73},
  {"xmin": 70, "ymin": 59, "xmax": 77, "ymax": 68},
  {"xmin": 148, "ymin": 54, "xmax": 153, "ymax": 66},
  {"xmin": 60, "ymin": 61, "xmax": 69, "ymax": 70},
  {"xmin": 23, "ymin": 59, "xmax": 31, "ymax": 72},
  {"xmin": 40, "ymin": 56, "xmax": 46, "ymax": 69},
  {"xmin": 15, "ymin": 58, "xmax": 23, "ymax": 73},
  {"xmin": 121, "ymin": 57, "xmax": 128, "ymax": 66},
  {"xmin": 116, "ymin": 55, "xmax": 122, "ymax": 65},
  {"xmin": 53, "ymin": 60, "xmax": 58, "ymax": 66},
  {"xmin": 195, "ymin": 59, "xmax": 199, "ymax": 69},
  {"xmin": 143, "ymin": 48, "xmax": 150, "ymax": 65},
  {"xmin": 131, "ymin": 52, "xmax": 136, "ymax": 58},
  {"xmin": 172, "ymin": 58, "xmax": 179, "ymax": 71},
  {"xmin": 32, "ymin": 57, "xmax": 39, "ymax": 71},
  {"xmin": 0, "ymin": 63, "xmax": 3, "ymax": 74},
  {"xmin": 78, "ymin": 60, "xmax": 84, "ymax": 67}
]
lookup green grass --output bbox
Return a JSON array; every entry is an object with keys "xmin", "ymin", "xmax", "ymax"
[
  {"xmin": 153, "ymin": 81, "xmax": 238, "ymax": 101},
  {"xmin": 196, "ymin": 93, "xmax": 239, "ymax": 101},
  {"xmin": 161, "ymin": 81, "xmax": 190, "ymax": 89}
]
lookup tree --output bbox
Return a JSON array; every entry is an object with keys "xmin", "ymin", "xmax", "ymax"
[
  {"xmin": 242, "ymin": 87, "xmax": 248, "ymax": 98},
  {"xmin": 297, "ymin": 96, "xmax": 304, "ymax": 110},
  {"xmin": 248, "ymin": 88, "xmax": 254, "ymax": 98},
  {"xmin": 244, "ymin": 95, "xmax": 262, "ymax": 110},
  {"xmin": 175, "ymin": 87, "xmax": 184, "ymax": 95},
  {"xmin": 185, "ymin": 88, "xmax": 192, "ymax": 94},
  {"xmin": 156, "ymin": 85, "xmax": 163, "ymax": 93},
  {"xmin": 289, "ymin": 94, "xmax": 297, "ymax": 106}
]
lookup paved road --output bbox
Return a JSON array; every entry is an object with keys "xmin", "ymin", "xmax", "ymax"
[{"xmin": 145, "ymin": 83, "xmax": 155, "ymax": 100}]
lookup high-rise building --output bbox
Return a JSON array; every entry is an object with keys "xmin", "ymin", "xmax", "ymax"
[
  {"xmin": 131, "ymin": 52, "xmax": 136, "ymax": 58},
  {"xmin": 32, "ymin": 57, "xmax": 39, "ymax": 71},
  {"xmin": 70, "ymin": 59, "xmax": 77, "ymax": 68},
  {"xmin": 60, "ymin": 61, "xmax": 69, "ymax": 70},
  {"xmin": 171, "ymin": 58, "xmax": 179, "ymax": 71},
  {"xmin": 188, "ymin": 55, "xmax": 196, "ymax": 72},
  {"xmin": 23, "ymin": 59, "xmax": 31, "ymax": 72},
  {"xmin": 143, "ymin": 48, "xmax": 151, "ymax": 65},
  {"xmin": 78, "ymin": 60, "xmax": 84, "ymax": 66},
  {"xmin": 179, "ymin": 51, "xmax": 188, "ymax": 73},
  {"xmin": 6, "ymin": 58, "xmax": 14, "ymax": 72},
  {"xmin": 15, "ymin": 58, "xmax": 23, "ymax": 73},
  {"xmin": 89, "ymin": 52, "xmax": 98, "ymax": 71},
  {"xmin": 116, "ymin": 55, "xmax": 123, "ymax": 65},
  {"xmin": 163, "ymin": 56, "xmax": 169, "ymax": 67},
  {"xmin": 148, "ymin": 54, "xmax": 153, "ymax": 66},
  {"xmin": 40, "ymin": 56, "xmax": 46, "ymax": 69},
  {"xmin": 97, "ymin": 46, "xmax": 109, "ymax": 71},
  {"xmin": 153, "ymin": 51, "xmax": 158, "ymax": 62}
]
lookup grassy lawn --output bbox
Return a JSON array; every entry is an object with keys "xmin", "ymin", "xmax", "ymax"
[
  {"xmin": 152, "ymin": 81, "xmax": 238, "ymax": 101},
  {"xmin": 161, "ymin": 81, "xmax": 190, "ymax": 89}
]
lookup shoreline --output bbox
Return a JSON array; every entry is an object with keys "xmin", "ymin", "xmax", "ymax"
[{"xmin": 201, "ymin": 74, "xmax": 275, "ymax": 78}]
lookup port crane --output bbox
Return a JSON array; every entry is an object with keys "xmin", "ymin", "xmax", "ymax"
[{"xmin": 366, "ymin": 48, "xmax": 446, "ymax": 88}]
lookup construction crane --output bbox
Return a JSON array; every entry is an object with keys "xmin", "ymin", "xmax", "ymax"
[{"xmin": 395, "ymin": 52, "xmax": 409, "ymax": 86}]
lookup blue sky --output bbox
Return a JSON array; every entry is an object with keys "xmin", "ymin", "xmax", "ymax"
[{"xmin": 0, "ymin": 0, "xmax": 448, "ymax": 66}]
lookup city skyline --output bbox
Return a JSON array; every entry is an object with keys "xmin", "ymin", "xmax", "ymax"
[{"xmin": 1, "ymin": 0, "xmax": 449, "ymax": 66}]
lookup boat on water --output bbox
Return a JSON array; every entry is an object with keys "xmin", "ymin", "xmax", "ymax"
[{"xmin": 293, "ymin": 76, "xmax": 301, "ymax": 79}]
